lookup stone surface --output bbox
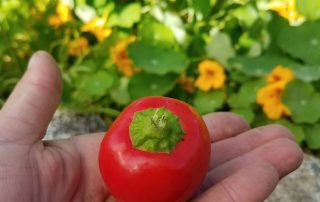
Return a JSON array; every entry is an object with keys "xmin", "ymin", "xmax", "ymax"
[
  {"xmin": 266, "ymin": 154, "xmax": 320, "ymax": 202},
  {"xmin": 44, "ymin": 110, "xmax": 320, "ymax": 202},
  {"xmin": 44, "ymin": 110, "xmax": 107, "ymax": 140}
]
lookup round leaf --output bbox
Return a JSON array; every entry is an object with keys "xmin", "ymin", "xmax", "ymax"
[
  {"xmin": 128, "ymin": 72, "xmax": 177, "ymax": 100},
  {"xmin": 304, "ymin": 124, "xmax": 320, "ymax": 150},
  {"xmin": 282, "ymin": 80, "xmax": 320, "ymax": 123},
  {"xmin": 277, "ymin": 21, "xmax": 320, "ymax": 65},
  {"xmin": 193, "ymin": 90, "xmax": 225, "ymax": 115},
  {"xmin": 231, "ymin": 108, "xmax": 255, "ymax": 124},
  {"xmin": 128, "ymin": 41, "xmax": 189, "ymax": 75}
]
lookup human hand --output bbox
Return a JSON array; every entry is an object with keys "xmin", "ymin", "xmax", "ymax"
[{"xmin": 0, "ymin": 51, "xmax": 303, "ymax": 202}]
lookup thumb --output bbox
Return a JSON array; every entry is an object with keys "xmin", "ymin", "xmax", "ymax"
[{"xmin": 0, "ymin": 51, "xmax": 62, "ymax": 144}]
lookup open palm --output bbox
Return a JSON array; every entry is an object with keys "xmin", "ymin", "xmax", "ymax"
[{"xmin": 0, "ymin": 52, "xmax": 302, "ymax": 202}]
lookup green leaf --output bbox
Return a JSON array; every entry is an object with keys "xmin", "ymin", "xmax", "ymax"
[
  {"xmin": 110, "ymin": 77, "xmax": 130, "ymax": 106},
  {"xmin": 75, "ymin": 4, "xmax": 96, "ymax": 22},
  {"xmin": 193, "ymin": 90, "xmax": 225, "ymax": 115},
  {"xmin": 274, "ymin": 119, "xmax": 305, "ymax": 145},
  {"xmin": 228, "ymin": 79, "xmax": 265, "ymax": 108},
  {"xmin": 192, "ymin": 0, "xmax": 211, "ymax": 19},
  {"xmin": 282, "ymin": 80, "xmax": 320, "ymax": 124},
  {"xmin": 206, "ymin": 32, "xmax": 235, "ymax": 66},
  {"xmin": 294, "ymin": 65, "xmax": 320, "ymax": 82},
  {"xmin": 277, "ymin": 21, "xmax": 320, "ymax": 65},
  {"xmin": 229, "ymin": 54, "xmax": 298, "ymax": 77},
  {"xmin": 75, "ymin": 70, "xmax": 114, "ymax": 98},
  {"xmin": 128, "ymin": 72, "xmax": 177, "ymax": 100},
  {"xmin": 304, "ymin": 124, "xmax": 320, "ymax": 149},
  {"xmin": 232, "ymin": 5, "xmax": 259, "ymax": 27},
  {"xmin": 108, "ymin": 3, "xmax": 141, "ymax": 28},
  {"xmin": 297, "ymin": 0, "xmax": 320, "ymax": 20},
  {"xmin": 231, "ymin": 108, "xmax": 255, "ymax": 124},
  {"xmin": 128, "ymin": 41, "xmax": 189, "ymax": 75},
  {"xmin": 138, "ymin": 16, "xmax": 176, "ymax": 45}
]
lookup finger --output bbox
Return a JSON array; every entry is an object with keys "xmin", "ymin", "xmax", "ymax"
[
  {"xmin": 193, "ymin": 162, "xmax": 279, "ymax": 202},
  {"xmin": 200, "ymin": 138, "xmax": 303, "ymax": 193},
  {"xmin": 0, "ymin": 51, "xmax": 62, "ymax": 144},
  {"xmin": 209, "ymin": 124, "xmax": 295, "ymax": 169},
  {"xmin": 203, "ymin": 112, "xmax": 250, "ymax": 142}
]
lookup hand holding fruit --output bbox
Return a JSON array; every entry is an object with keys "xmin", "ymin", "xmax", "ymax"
[{"xmin": 0, "ymin": 52, "xmax": 303, "ymax": 202}]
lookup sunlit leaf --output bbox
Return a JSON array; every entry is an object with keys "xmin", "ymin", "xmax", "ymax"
[
  {"xmin": 206, "ymin": 32, "xmax": 235, "ymax": 66},
  {"xmin": 108, "ymin": 3, "xmax": 141, "ymax": 28}
]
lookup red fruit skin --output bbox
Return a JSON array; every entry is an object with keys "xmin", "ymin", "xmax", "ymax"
[{"xmin": 99, "ymin": 96, "xmax": 211, "ymax": 202}]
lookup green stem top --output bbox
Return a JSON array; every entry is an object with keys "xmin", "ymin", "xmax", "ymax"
[{"xmin": 129, "ymin": 107, "xmax": 185, "ymax": 153}]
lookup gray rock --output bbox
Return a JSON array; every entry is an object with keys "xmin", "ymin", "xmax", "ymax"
[
  {"xmin": 44, "ymin": 110, "xmax": 107, "ymax": 140},
  {"xmin": 266, "ymin": 154, "xmax": 320, "ymax": 202}
]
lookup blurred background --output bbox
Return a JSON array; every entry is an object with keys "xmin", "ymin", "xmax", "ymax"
[{"xmin": 1, "ymin": 0, "xmax": 320, "ymax": 154}]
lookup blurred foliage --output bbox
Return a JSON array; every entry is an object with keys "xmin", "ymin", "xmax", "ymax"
[{"xmin": 1, "ymin": 0, "xmax": 320, "ymax": 150}]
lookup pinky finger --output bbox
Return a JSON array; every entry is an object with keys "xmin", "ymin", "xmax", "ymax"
[{"xmin": 193, "ymin": 162, "xmax": 279, "ymax": 202}]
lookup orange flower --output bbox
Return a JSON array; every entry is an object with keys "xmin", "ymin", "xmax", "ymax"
[
  {"xmin": 81, "ymin": 16, "xmax": 112, "ymax": 42},
  {"xmin": 177, "ymin": 73, "xmax": 194, "ymax": 93},
  {"xmin": 48, "ymin": 0, "xmax": 72, "ymax": 28},
  {"xmin": 68, "ymin": 37, "xmax": 89, "ymax": 56},
  {"xmin": 267, "ymin": 65, "xmax": 295, "ymax": 84},
  {"xmin": 269, "ymin": 0, "xmax": 304, "ymax": 25},
  {"xmin": 195, "ymin": 60, "xmax": 226, "ymax": 91},
  {"xmin": 256, "ymin": 65, "xmax": 294, "ymax": 120},
  {"xmin": 111, "ymin": 36, "xmax": 140, "ymax": 77},
  {"xmin": 257, "ymin": 82, "xmax": 291, "ymax": 120}
]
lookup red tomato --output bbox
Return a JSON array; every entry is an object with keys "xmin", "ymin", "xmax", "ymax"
[{"xmin": 99, "ymin": 96, "xmax": 211, "ymax": 202}]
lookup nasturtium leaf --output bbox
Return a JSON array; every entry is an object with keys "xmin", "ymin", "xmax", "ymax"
[
  {"xmin": 76, "ymin": 71, "xmax": 114, "ymax": 97},
  {"xmin": 274, "ymin": 119, "xmax": 305, "ymax": 145},
  {"xmin": 228, "ymin": 79, "xmax": 265, "ymax": 108},
  {"xmin": 229, "ymin": 54, "xmax": 298, "ymax": 76},
  {"xmin": 282, "ymin": 80, "xmax": 320, "ymax": 124},
  {"xmin": 231, "ymin": 108, "xmax": 254, "ymax": 124},
  {"xmin": 108, "ymin": 3, "xmax": 141, "ymax": 28},
  {"xmin": 193, "ymin": 90, "xmax": 225, "ymax": 115},
  {"xmin": 128, "ymin": 41, "xmax": 188, "ymax": 75},
  {"xmin": 294, "ymin": 65, "xmax": 320, "ymax": 82},
  {"xmin": 110, "ymin": 77, "xmax": 130, "ymax": 106},
  {"xmin": 206, "ymin": 32, "xmax": 235, "ymax": 66},
  {"xmin": 304, "ymin": 124, "xmax": 320, "ymax": 150},
  {"xmin": 192, "ymin": 0, "xmax": 211, "ymax": 19},
  {"xmin": 232, "ymin": 5, "xmax": 259, "ymax": 28},
  {"xmin": 297, "ymin": 0, "xmax": 320, "ymax": 20},
  {"xmin": 277, "ymin": 21, "xmax": 320, "ymax": 65},
  {"xmin": 138, "ymin": 17, "xmax": 176, "ymax": 45},
  {"xmin": 128, "ymin": 72, "xmax": 177, "ymax": 100}
]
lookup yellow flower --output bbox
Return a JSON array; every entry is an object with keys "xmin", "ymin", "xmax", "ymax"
[
  {"xmin": 177, "ymin": 73, "xmax": 194, "ymax": 93},
  {"xmin": 269, "ymin": 0, "xmax": 304, "ymax": 25},
  {"xmin": 81, "ymin": 16, "xmax": 112, "ymax": 42},
  {"xmin": 257, "ymin": 82, "xmax": 291, "ymax": 120},
  {"xmin": 195, "ymin": 60, "xmax": 226, "ymax": 91},
  {"xmin": 111, "ymin": 36, "xmax": 140, "ymax": 77},
  {"xmin": 68, "ymin": 37, "xmax": 89, "ymax": 56},
  {"xmin": 256, "ymin": 65, "xmax": 294, "ymax": 120},
  {"xmin": 48, "ymin": 0, "xmax": 72, "ymax": 28},
  {"xmin": 267, "ymin": 65, "xmax": 295, "ymax": 84}
]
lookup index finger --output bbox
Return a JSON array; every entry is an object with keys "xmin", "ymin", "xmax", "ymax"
[{"xmin": 203, "ymin": 112, "xmax": 251, "ymax": 142}]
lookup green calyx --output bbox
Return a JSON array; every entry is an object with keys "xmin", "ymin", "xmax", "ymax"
[{"xmin": 129, "ymin": 107, "xmax": 185, "ymax": 153}]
